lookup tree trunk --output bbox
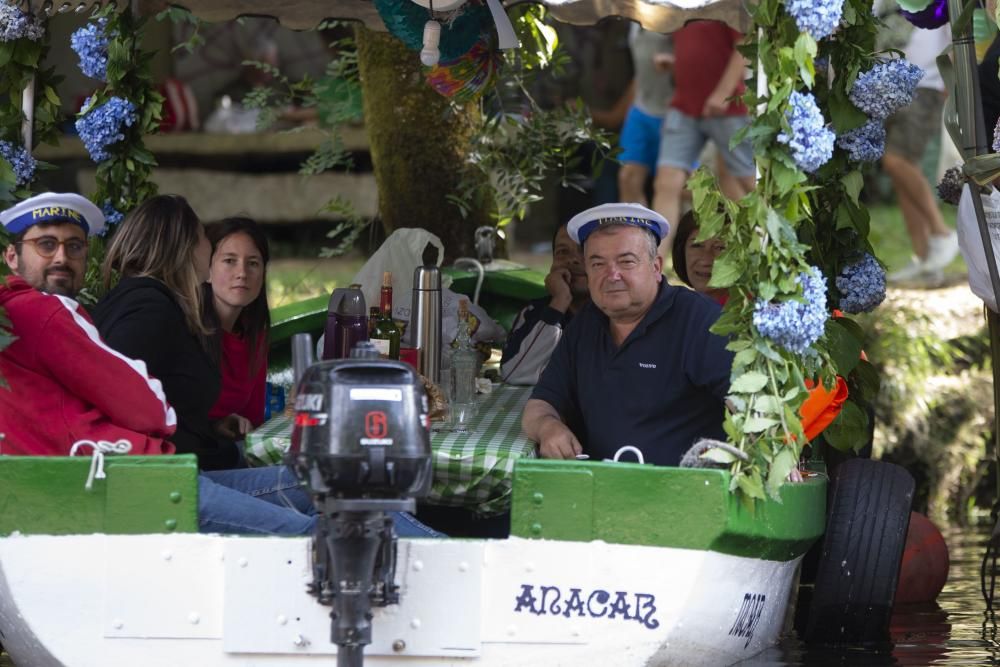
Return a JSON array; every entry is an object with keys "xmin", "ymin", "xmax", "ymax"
[{"xmin": 354, "ymin": 26, "xmax": 493, "ymax": 262}]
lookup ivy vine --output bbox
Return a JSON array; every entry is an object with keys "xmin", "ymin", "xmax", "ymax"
[{"xmin": 689, "ymin": 0, "xmax": 893, "ymax": 501}]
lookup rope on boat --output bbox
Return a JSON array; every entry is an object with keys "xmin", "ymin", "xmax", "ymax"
[{"xmin": 68, "ymin": 439, "xmax": 132, "ymax": 490}]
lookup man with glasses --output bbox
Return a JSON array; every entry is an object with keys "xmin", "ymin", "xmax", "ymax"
[
  {"xmin": 0, "ymin": 193, "xmax": 178, "ymax": 456},
  {"xmin": 521, "ymin": 203, "xmax": 733, "ymax": 466}
]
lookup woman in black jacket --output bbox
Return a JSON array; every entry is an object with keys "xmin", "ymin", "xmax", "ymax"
[{"xmin": 93, "ymin": 194, "xmax": 242, "ymax": 471}]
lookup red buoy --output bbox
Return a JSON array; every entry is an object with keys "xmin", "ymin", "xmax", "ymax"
[{"xmin": 894, "ymin": 512, "xmax": 949, "ymax": 605}]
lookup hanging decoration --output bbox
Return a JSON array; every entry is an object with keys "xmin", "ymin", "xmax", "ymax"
[
  {"xmin": 425, "ymin": 40, "xmax": 501, "ymax": 103},
  {"xmin": 373, "ymin": 0, "xmax": 486, "ymax": 62}
]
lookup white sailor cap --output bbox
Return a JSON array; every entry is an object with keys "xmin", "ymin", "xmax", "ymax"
[
  {"xmin": 0, "ymin": 193, "xmax": 105, "ymax": 238},
  {"xmin": 567, "ymin": 202, "xmax": 670, "ymax": 245}
]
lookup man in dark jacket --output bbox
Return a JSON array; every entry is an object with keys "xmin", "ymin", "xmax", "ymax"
[{"xmin": 500, "ymin": 223, "xmax": 589, "ymax": 384}]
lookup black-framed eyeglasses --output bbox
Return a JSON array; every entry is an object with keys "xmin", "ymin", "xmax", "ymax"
[{"xmin": 16, "ymin": 236, "xmax": 88, "ymax": 259}]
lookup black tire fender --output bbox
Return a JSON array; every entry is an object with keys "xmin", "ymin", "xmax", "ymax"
[{"xmin": 805, "ymin": 458, "xmax": 915, "ymax": 645}]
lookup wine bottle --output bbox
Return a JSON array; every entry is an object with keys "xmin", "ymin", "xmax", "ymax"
[{"xmin": 370, "ymin": 271, "xmax": 401, "ymax": 359}]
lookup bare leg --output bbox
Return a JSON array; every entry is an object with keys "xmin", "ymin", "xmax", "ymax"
[
  {"xmin": 653, "ymin": 165, "xmax": 688, "ymax": 256},
  {"xmin": 715, "ymin": 154, "xmax": 751, "ymax": 201},
  {"xmin": 618, "ymin": 163, "xmax": 651, "ymax": 207},
  {"xmin": 882, "ymin": 150, "xmax": 949, "ymax": 260}
]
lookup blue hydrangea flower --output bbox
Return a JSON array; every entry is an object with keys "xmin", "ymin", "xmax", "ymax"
[
  {"xmin": 835, "ymin": 254, "xmax": 886, "ymax": 314},
  {"xmin": 785, "ymin": 0, "xmax": 844, "ymax": 40},
  {"xmin": 0, "ymin": 3, "xmax": 44, "ymax": 42},
  {"xmin": 101, "ymin": 201, "xmax": 124, "ymax": 231},
  {"xmin": 777, "ymin": 91, "xmax": 836, "ymax": 173},
  {"xmin": 752, "ymin": 267, "xmax": 828, "ymax": 355},
  {"xmin": 70, "ymin": 18, "xmax": 110, "ymax": 81},
  {"xmin": 836, "ymin": 119, "xmax": 886, "ymax": 162},
  {"xmin": 0, "ymin": 140, "xmax": 36, "ymax": 186},
  {"xmin": 849, "ymin": 60, "xmax": 924, "ymax": 120},
  {"xmin": 75, "ymin": 96, "xmax": 137, "ymax": 164}
]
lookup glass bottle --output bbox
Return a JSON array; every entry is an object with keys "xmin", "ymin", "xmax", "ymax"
[
  {"xmin": 370, "ymin": 271, "xmax": 401, "ymax": 360},
  {"xmin": 449, "ymin": 299, "xmax": 478, "ymax": 430},
  {"xmin": 368, "ymin": 307, "xmax": 380, "ymax": 338}
]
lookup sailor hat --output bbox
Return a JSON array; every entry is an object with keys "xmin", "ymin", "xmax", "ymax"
[
  {"xmin": 0, "ymin": 193, "xmax": 105, "ymax": 237},
  {"xmin": 567, "ymin": 202, "xmax": 670, "ymax": 245}
]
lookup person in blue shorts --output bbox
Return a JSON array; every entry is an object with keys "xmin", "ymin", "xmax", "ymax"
[{"xmin": 617, "ymin": 26, "xmax": 674, "ymax": 205}]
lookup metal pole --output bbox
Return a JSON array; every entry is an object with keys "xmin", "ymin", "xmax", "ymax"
[
  {"xmin": 20, "ymin": 75, "xmax": 34, "ymax": 150},
  {"xmin": 948, "ymin": 0, "xmax": 1000, "ymax": 505}
]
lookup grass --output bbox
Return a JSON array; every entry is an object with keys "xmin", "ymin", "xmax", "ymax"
[
  {"xmin": 866, "ymin": 203, "xmax": 965, "ymax": 276},
  {"xmin": 266, "ymin": 203, "xmax": 967, "ymax": 306}
]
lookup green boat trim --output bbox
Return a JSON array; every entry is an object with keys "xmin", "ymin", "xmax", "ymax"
[
  {"xmin": 0, "ymin": 454, "xmax": 824, "ymax": 565},
  {"xmin": 510, "ymin": 459, "xmax": 826, "ymax": 562},
  {"xmin": 0, "ymin": 455, "xmax": 199, "ymax": 536}
]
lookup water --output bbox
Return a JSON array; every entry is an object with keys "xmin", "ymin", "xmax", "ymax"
[{"xmin": 1, "ymin": 524, "xmax": 999, "ymax": 666}]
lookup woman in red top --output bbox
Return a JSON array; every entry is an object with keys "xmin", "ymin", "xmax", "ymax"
[
  {"xmin": 671, "ymin": 210, "xmax": 848, "ymax": 441},
  {"xmin": 203, "ymin": 217, "xmax": 270, "ymax": 435}
]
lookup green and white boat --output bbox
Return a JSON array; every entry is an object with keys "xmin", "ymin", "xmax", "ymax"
[
  {"xmin": 0, "ymin": 263, "xmax": 917, "ymax": 667},
  {"xmin": 0, "ymin": 453, "xmax": 828, "ymax": 666}
]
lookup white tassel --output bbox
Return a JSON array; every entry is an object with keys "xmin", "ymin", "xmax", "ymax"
[{"xmin": 420, "ymin": 20, "xmax": 442, "ymax": 66}]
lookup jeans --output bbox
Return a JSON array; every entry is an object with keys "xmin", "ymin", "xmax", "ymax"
[{"xmin": 198, "ymin": 466, "xmax": 444, "ymax": 537}]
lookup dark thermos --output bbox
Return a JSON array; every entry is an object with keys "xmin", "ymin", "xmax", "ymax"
[
  {"xmin": 410, "ymin": 265, "xmax": 442, "ymax": 383},
  {"xmin": 322, "ymin": 284, "xmax": 368, "ymax": 360}
]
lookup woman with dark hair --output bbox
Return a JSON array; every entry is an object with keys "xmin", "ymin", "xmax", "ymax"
[
  {"xmin": 93, "ymin": 194, "xmax": 241, "ymax": 471},
  {"xmin": 203, "ymin": 217, "xmax": 270, "ymax": 433},
  {"xmin": 671, "ymin": 210, "xmax": 727, "ymax": 304}
]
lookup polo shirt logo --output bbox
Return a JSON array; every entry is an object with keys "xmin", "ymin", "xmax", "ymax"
[{"xmin": 638, "ymin": 362, "xmax": 657, "ymax": 369}]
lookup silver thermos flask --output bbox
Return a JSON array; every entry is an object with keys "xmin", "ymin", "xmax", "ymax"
[{"xmin": 411, "ymin": 264, "xmax": 442, "ymax": 383}]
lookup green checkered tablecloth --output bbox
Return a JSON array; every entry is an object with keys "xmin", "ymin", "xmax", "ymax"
[{"xmin": 244, "ymin": 385, "xmax": 536, "ymax": 516}]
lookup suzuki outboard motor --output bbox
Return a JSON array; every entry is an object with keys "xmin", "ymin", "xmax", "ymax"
[{"xmin": 286, "ymin": 342, "xmax": 432, "ymax": 667}]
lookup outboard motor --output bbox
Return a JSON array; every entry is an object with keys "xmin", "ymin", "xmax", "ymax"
[{"xmin": 286, "ymin": 341, "xmax": 432, "ymax": 667}]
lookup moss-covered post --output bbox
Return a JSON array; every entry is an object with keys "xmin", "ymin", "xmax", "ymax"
[{"xmin": 354, "ymin": 26, "xmax": 493, "ymax": 261}]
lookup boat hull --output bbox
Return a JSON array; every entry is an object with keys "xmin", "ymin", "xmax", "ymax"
[{"xmin": 0, "ymin": 533, "xmax": 798, "ymax": 667}]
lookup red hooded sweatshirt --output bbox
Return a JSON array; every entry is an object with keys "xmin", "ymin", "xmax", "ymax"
[{"xmin": 0, "ymin": 276, "xmax": 177, "ymax": 456}]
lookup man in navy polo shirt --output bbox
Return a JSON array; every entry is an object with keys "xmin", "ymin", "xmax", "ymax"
[{"xmin": 521, "ymin": 202, "xmax": 733, "ymax": 466}]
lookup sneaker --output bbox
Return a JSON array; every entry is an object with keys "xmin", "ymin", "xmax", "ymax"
[
  {"xmin": 923, "ymin": 231, "xmax": 959, "ymax": 272},
  {"xmin": 888, "ymin": 257, "xmax": 927, "ymax": 283}
]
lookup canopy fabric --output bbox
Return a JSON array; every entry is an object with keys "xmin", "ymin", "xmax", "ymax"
[{"xmin": 20, "ymin": 0, "xmax": 748, "ymax": 33}]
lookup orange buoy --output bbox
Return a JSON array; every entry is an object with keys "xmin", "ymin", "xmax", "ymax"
[{"xmin": 894, "ymin": 512, "xmax": 949, "ymax": 604}]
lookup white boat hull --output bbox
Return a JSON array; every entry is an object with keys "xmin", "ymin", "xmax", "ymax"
[{"xmin": 0, "ymin": 533, "xmax": 799, "ymax": 666}]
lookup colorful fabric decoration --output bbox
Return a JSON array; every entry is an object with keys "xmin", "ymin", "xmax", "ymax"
[
  {"xmin": 425, "ymin": 40, "xmax": 500, "ymax": 103},
  {"xmin": 374, "ymin": 0, "xmax": 488, "ymax": 62}
]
